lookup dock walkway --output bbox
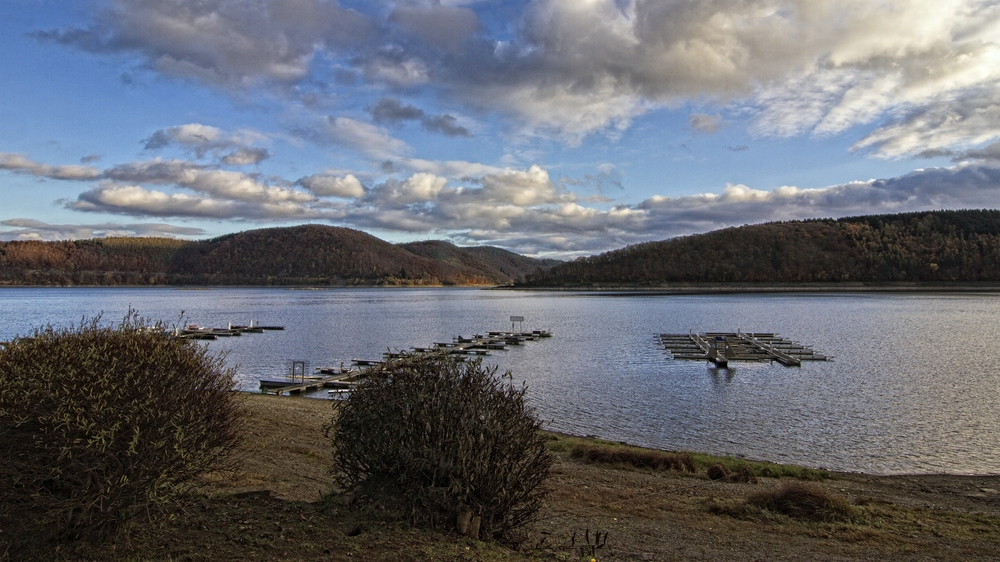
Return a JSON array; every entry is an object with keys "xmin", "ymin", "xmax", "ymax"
[{"xmin": 259, "ymin": 329, "xmax": 552, "ymax": 395}]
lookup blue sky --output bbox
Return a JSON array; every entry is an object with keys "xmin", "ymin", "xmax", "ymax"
[{"xmin": 2, "ymin": 0, "xmax": 999, "ymax": 258}]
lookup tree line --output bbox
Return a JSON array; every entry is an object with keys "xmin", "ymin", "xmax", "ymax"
[
  {"xmin": 0, "ymin": 225, "xmax": 555, "ymax": 286},
  {"xmin": 521, "ymin": 210, "xmax": 1000, "ymax": 286}
]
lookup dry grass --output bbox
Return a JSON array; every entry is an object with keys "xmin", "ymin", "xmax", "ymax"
[
  {"xmin": 569, "ymin": 443, "xmax": 695, "ymax": 473},
  {"xmin": 745, "ymin": 482, "xmax": 858, "ymax": 522},
  {"xmin": 18, "ymin": 394, "xmax": 1000, "ymax": 561}
]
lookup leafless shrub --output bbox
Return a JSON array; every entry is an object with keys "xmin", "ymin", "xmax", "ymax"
[
  {"xmin": 325, "ymin": 354, "xmax": 552, "ymax": 545},
  {"xmin": 0, "ymin": 313, "xmax": 244, "ymax": 553}
]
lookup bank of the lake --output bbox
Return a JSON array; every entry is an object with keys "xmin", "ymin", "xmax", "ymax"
[
  {"xmin": 55, "ymin": 393, "xmax": 1000, "ymax": 562},
  {"xmin": 505, "ymin": 281, "xmax": 1000, "ymax": 294}
]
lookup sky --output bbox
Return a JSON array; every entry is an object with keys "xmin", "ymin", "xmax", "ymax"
[{"xmin": 1, "ymin": 0, "xmax": 999, "ymax": 258}]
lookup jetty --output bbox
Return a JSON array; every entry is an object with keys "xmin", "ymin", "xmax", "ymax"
[
  {"xmin": 259, "ymin": 369, "xmax": 360, "ymax": 395},
  {"xmin": 259, "ymin": 327, "xmax": 552, "ymax": 396},
  {"xmin": 658, "ymin": 330, "xmax": 830, "ymax": 367},
  {"xmin": 173, "ymin": 320, "xmax": 284, "ymax": 341}
]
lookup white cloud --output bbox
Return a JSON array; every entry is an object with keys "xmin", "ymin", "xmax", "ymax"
[
  {"xmin": 0, "ymin": 152, "xmax": 102, "ymax": 181},
  {"xmin": 144, "ymin": 123, "xmax": 271, "ymax": 163},
  {"xmin": 323, "ymin": 117, "xmax": 413, "ymax": 160},
  {"xmin": 103, "ymin": 159, "xmax": 314, "ymax": 204},
  {"xmin": 368, "ymin": 173, "xmax": 448, "ymax": 206},
  {"xmin": 40, "ymin": 0, "xmax": 373, "ymax": 88},
  {"xmin": 70, "ymin": 183, "xmax": 334, "ymax": 220},
  {"xmin": 298, "ymin": 173, "xmax": 365, "ymax": 198},
  {"xmin": 43, "ymin": 0, "xmax": 1000, "ymax": 155},
  {"xmin": 0, "ymin": 219, "xmax": 205, "ymax": 241},
  {"xmin": 11, "ymin": 146, "xmax": 1000, "ymax": 256}
]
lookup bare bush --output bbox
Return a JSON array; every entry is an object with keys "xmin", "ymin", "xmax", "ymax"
[
  {"xmin": 0, "ymin": 313, "xmax": 244, "ymax": 552},
  {"xmin": 325, "ymin": 354, "xmax": 552, "ymax": 544}
]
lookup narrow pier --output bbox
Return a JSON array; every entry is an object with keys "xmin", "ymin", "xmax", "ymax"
[
  {"xmin": 173, "ymin": 319, "xmax": 284, "ymax": 341},
  {"xmin": 259, "ymin": 369, "xmax": 360, "ymax": 395},
  {"xmin": 658, "ymin": 330, "xmax": 829, "ymax": 367},
  {"xmin": 259, "ymin": 327, "xmax": 552, "ymax": 396}
]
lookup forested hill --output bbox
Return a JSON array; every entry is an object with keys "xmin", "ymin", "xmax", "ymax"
[
  {"xmin": 520, "ymin": 210, "xmax": 1000, "ymax": 287},
  {"xmin": 0, "ymin": 225, "xmax": 556, "ymax": 286}
]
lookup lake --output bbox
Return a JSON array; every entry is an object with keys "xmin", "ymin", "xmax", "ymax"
[{"xmin": 2, "ymin": 287, "xmax": 998, "ymax": 475}]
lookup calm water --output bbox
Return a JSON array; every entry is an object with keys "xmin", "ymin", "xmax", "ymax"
[{"xmin": 2, "ymin": 287, "xmax": 998, "ymax": 475}]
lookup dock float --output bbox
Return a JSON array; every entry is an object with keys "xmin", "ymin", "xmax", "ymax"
[
  {"xmin": 173, "ymin": 319, "xmax": 285, "ymax": 340},
  {"xmin": 658, "ymin": 330, "xmax": 830, "ymax": 367},
  {"xmin": 258, "ymin": 326, "xmax": 552, "ymax": 396}
]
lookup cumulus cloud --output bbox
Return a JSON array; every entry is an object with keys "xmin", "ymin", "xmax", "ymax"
[
  {"xmin": 144, "ymin": 123, "xmax": 271, "ymax": 164},
  {"xmin": 369, "ymin": 98, "xmax": 425, "ymax": 125},
  {"xmin": 69, "ymin": 183, "xmax": 335, "ymax": 220},
  {"xmin": 388, "ymin": 4, "xmax": 481, "ymax": 52},
  {"xmin": 0, "ymin": 152, "xmax": 102, "ymax": 181},
  {"xmin": 421, "ymin": 114, "xmax": 471, "ymax": 137},
  {"xmin": 221, "ymin": 147, "xmax": 271, "ymax": 166},
  {"xmin": 36, "ymin": 0, "xmax": 373, "ymax": 88},
  {"xmin": 369, "ymin": 98, "xmax": 472, "ymax": 137},
  {"xmin": 298, "ymin": 173, "xmax": 366, "ymax": 198},
  {"xmin": 39, "ymin": 0, "xmax": 1000, "ymax": 154},
  {"xmin": 321, "ymin": 117, "xmax": 413, "ymax": 160},
  {"xmin": 0, "ymin": 218, "xmax": 205, "ymax": 241},
  {"xmin": 103, "ymin": 159, "xmax": 314, "ymax": 204},
  {"xmin": 9, "ymin": 146, "xmax": 1000, "ymax": 256}
]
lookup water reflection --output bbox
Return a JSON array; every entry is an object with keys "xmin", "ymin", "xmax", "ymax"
[{"xmin": 708, "ymin": 366, "xmax": 737, "ymax": 384}]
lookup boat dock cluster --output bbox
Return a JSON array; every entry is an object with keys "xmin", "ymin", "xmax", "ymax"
[
  {"xmin": 259, "ymin": 329, "xmax": 552, "ymax": 396},
  {"xmin": 658, "ymin": 330, "xmax": 830, "ymax": 368},
  {"xmin": 172, "ymin": 320, "xmax": 284, "ymax": 340}
]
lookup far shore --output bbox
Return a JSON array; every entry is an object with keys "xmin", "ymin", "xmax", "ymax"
[
  {"xmin": 6, "ymin": 281, "xmax": 1000, "ymax": 294},
  {"xmin": 504, "ymin": 281, "xmax": 1000, "ymax": 294}
]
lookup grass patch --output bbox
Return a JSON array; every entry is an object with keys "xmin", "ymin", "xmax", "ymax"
[
  {"xmin": 689, "ymin": 452, "xmax": 831, "ymax": 481},
  {"xmin": 570, "ymin": 442, "xmax": 696, "ymax": 472},
  {"xmin": 544, "ymin": 433, "xmax": 831, "ymax": 481},
  {"xmin": 745, "ymin": 482, "xmax": 857, "ymax": 522}
]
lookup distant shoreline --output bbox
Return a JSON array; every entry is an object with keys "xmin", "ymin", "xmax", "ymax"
[
  {"xmin": 504, "ymin": 282, "xmax": 1000, "ymax": 294},
  {"xmin": 5, "ymin": 282, "xmax": 1000, "ymax": 294}
]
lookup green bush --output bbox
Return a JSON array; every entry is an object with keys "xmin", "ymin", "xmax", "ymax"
[
  {"xmin": 0, "ymin": 313, "xmax": 244, "ymax": 551},
  {"xmin": 325, "ymin": 354, "xmax": 552, "ymax": 544}
]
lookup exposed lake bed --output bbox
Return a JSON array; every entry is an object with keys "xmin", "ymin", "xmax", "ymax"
[{"xmin": 2, "ymin": 286, "xmax": 998, "ymax": 475}]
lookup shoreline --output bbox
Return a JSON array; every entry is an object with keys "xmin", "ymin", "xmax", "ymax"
[
  {"xmin": 5, "ymin": 281, "xmax": 1000, "ymax": 293},
  {"xmin": 504, "ymin": 281, "xmax": 1000, "ymax": 294},
  {"xmin": 246, "ymin": 393, "xmax": 1000, "ymax": 479}
]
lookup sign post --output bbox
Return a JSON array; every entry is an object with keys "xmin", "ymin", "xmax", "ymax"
[{"xmin": 510, "ymin": 315, "xmax": 524, "ymax": 332}]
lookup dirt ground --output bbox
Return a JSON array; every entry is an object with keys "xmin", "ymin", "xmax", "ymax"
[{"xmin": 47, "ymin": 392, "xmax": 1000, "ymax": 561}]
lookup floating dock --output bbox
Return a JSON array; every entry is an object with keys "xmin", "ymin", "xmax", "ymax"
[
  {"xmin": 259, "ymin": 328, "xmax": 552, "ymax": 396},
  {"xmin": 259, "ymin": 368, "xmax": 360, "ymax": 395},
  {"xmin": 658, "ymin": 331, "xmax": 830, "ymax": 367},
  {"xmin": 173, "ymin": 320, "xmax": 284, "ymax": 340}
]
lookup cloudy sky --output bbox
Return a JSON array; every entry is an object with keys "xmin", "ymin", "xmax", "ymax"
[{"xmin": 2, "ymin": 0, "xmax": 999, "ymax": 257}]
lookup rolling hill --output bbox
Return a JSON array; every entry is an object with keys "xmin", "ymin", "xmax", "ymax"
[
  {"xmin": 0, "ymin": 225, "xmax": 556, "ymax": 286},
  {"xmin": 519, "ymin": 210, "xmax": 1000, "ymax": 287}
]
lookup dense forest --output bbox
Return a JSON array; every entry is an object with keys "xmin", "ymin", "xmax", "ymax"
[
  {"xmin": 521, "ymin": 210, "xmax": 1000, "ymax": 287},
  {"xmin": 0, "ymin": 225, "xmax": 556, "ymax": 286}
]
